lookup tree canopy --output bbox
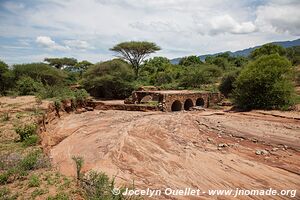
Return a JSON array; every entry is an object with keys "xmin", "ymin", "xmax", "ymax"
[
  {"xmin": 13, "ymin": 63, "xmax": 68, "ymax": 85},
  {"xmin": 233, "ymin": 54, "xmax": 294, "ymax": 110},
  {"xmin": 44, "ymin": 57, "xmax": 78, "ymax": 69},
  {"xmin": 0, "ymin": 60, "xmax": 10, "ymax": 94},
  {"xmin": 110, "ymin": 41, "xmax": 161, "ymax": 78},
  {"xmin": 179, "ymin": 55, "xmax": 203, "ymax": 66},
  {"xmin": 82, "ymin": 59, "xmax": 134, "ymax": 99},
  {"xmin": 249, "ymin": 44, "xmax": 286, "ymax": 59}
]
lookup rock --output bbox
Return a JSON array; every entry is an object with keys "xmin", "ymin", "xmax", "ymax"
[
  {"xmin": 261, "ymin": 150, "xmax": 269, "ymax": 155},
  {"xmin": 207, "ymin": 137, "xmax": 213, "ymax": 142},
  {"xmin": 255, "ymin": 150, "xmax": 262, "ymax": 155},
  {"xmin": 272, "ymin": 147, "xmax": 279, "ymax": 151},
  {"xmin": 251, "ymin": 138, "xmax": 258, "ymax": 143},
  {"xmin": 255, "ymin": 149, "xmax": 269, "ymax": 155},
  {"xmin": 75, "ymin": 108, "xmax": 86, "ymax": 114},
  {"xmin": 192, "ymin": 106, "xmax": 206, "ymax": 111},
  {"xmin": 85, "ymin": 107, "xmax": 94, "ymax": 111},
  {"xmin": 218, "ymin": 143, "xmax": 228, "ymax": 148},
  {"xmin": 218, "ymin": 101, "xmax": 233, "ymax": 106}
]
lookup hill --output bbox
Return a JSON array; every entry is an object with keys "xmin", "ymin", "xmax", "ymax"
[{"xmin": 171, "ymin": 38, "xmax": 300, "ymax": 64}]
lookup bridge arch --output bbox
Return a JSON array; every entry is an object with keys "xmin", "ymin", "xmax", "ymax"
[
  {"xmin": 196, "ymin": 98, "xmax": 205, "ymax": 107},
  {"xmin": 184, "ymin": 99, "xmax": 194, "ymax": 111},
  {"xmin": 171, "ymin": 100, "xmax": 182, "ymax": 111}
]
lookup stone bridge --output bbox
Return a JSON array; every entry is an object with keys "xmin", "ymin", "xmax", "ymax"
[{"xmin": 130, "ymin": 90, "xmax": 223, "ymax": 112}]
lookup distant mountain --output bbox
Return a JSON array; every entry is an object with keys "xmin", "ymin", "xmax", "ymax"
[{"xmin": 170, "ymin": 38, "xmax": 300, "ymax": 64}]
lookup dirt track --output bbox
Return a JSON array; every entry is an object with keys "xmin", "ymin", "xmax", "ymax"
[{"xmin": 42, "ymin": 109, "xmax": 300, "ymax": 199}]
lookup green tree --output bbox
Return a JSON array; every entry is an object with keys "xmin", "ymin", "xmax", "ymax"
[
  {"xmin": 179, "ymin": 55, "xmax": 203, "ymax": 66},
  {"xmin": 82, "ymin": 59, "xmax": 135, "ymax": 99},
  {"xmin": 0, "ymin": 60, "xmax": 11, "ymax": 95},
  {"xmin": 75, "ymin": 60, "xmax": 93, "ymax": 71},
  {"xmin": 286, "ymin": 46, "xmax": 300, "ymax": 66},
  {"xmin": 143, "ymin": 57, "xmax": 171, "ymax": 73},
  {"xmin": 180, "ymin": 65, "xmax": 222, "ymax": 88},
  {"xmin": 110, "ymin": 41, "xmax": 161, "ymax": 78},
  {"xmin": 233, "ymin": 56, "xmax": 249, "ymax": 68},
  {"xmin": 13, "ymin": 63, "xmax": 67, "ymax": 85},
  {"xmin": 233, "ymin": 54, "xmax": 295, "ymax": 110},
  {"xmin": 44, "ymin": 57, "xmax": 77, "ymax": 69},
  {"xmin": 219, "ymin": 70, "xmax": 240, "ymax": 97},
  {"xmin": 250, "ymin": 44, "xmax": 286, "ymax": 59},
  {"xmin": 16, "ymin": 76, "xmax": 43, "ymax": 95}
]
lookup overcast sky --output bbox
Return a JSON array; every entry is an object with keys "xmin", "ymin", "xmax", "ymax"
[{"xmin": 0, "ymin": 0, "xmax": 299, "ymax": 64}]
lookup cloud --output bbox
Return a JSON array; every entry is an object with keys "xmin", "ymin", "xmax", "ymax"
[
  {"xmin": 195, "ymin": 14, "xmax": 257, "ymax": 35},
  {"xmin": 63, "ymin": 39, "xmax": 92, "ymax": 50},
  {"xmin": 130, "ymin": 21, "xmax": 182, "ymax": 33},
  {"xmin": 36, "ymin": 36, "xmax": 70, "ymax": 51},
  {"xmin": 255, "ymin": 1, "xmax": 300, "ymax": 35},
  {"xmin": 1, "ymin": 0, "xmax": 299, "ymax": 64}
]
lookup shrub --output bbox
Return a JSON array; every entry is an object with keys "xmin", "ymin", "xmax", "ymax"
[
  {"xmin": 16, "ymin": 76, "xmax": 43, "ymax": 95},
  {"xmin": 15, "ymin": 123, "xmax": 37, "ymax": 142},
  {"xmin": 154, "ymin": 71, "xmax": 173, "ymax": 85},
  {"xmin": 0, "ymin": 187, "xmax": 18, "ymax": 200},
  {"xmin": 0, "ymin": 172, "xmax": 9, "ymax": 185},
  {"xmin": 179, "ymin": 55, "xmax": 203, "ymax": 66},
  {"xmin": 219, "ymin": 70, "xmax": 240, "ymax": 97},
  {"xmin": 18, "ymin": 151, "xmax": 40, "ymax": 171},
  {"xmin": 82, "ymin": 59, "xmax": 135, "ymax": 99},
  {"xmin": 74, "ymin": 89, "xmax": 89, "ymax": 102},
  {"xmin": 13, "ymin": 63, "xmax": 67, "ymax": 85},
  {"xmin": 81, "ymin": 171, "xmax": 115, "ymax": 199},
  {"xmin": 31, "ymin": 188, "xmax": 47, "ymax": 199},
  {"xmin": 72, "ymin": 156, "xmax": 84, "ymax": 180},
  {"xmin": 250, "ymin": 43, "xmax": 286, "ymax": 59},
  {"xmin": 0, "ymin": 60, "xmax": 13, "ymax": 95},
  {"xmin": 47, "ymin": 193, "xmax": 69, "ymax": 200},
  {"xmin": 1, "ymin": 113, "xmax": 9, "ymax": 122},
  {"xmin": 28, "ymin": 174, "xmax": 40, "ymax": 187},
  {"xmin": 22, "ymin": 135, "xmax": 39, "ymax": 147},
  {"xmin": 180, "ymin": 65, "xmax": 222, "ymax": 88},
  {"xmin": 233, "ymin": 54, "xmax": 295, "ymax": 110}
]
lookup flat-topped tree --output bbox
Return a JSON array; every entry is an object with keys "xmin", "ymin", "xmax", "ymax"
[
  {"xmin": 44, "ymin": 57, "xmax": 77, "ymax": 69},
  {"xmin": 110, "ymin": 41, "xmax": 161, "ymax": 78}
]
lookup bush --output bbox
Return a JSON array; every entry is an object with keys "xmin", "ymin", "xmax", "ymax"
[
  {"xmin": 219, "ymin": 70, "xmax": 240, "ymax": 97},
  {"xmin": 22, "ymin": 135, "xmax": 39, "ymax": 147},
  {"xmin": 13, "ymin": 63, "xmax": 67, "ymax": 85},
  {"xmin": 0, "ymin": 60, "xmax": 13, "ymax": 95},
  {"xmin": 72, "ymin": 156, "xmax": 84, "ymax": 180},
  {"xmin": 16, "ymin": 76, "xmax": 43, "ymax": 95},
  {"xmin": 15, "ymin": 123, "xmax": 37, "ymax": 142},
  {"xmin": 28, "ymin": 174, "xmax": 40, "ymax": 187},
  {"xmin": 233, "ymin": 54, "xmax": 295, "ymax": 110},
  {"xmin": 180, "ymin": 65, "xmax": 222, "ymax": 88},
  {"xmin": 81, "ymin": 171, "xmax": 116, "ymax": 199},
  {"xmin": 179, "ymin": 55, "xmax": 203, "ymax": 66},
  {"xmin": 82, "ymin": 59, "xmax": 135, "ymax": 99},
  {"xmin": 47, "ymin": 193, "xmax": 69, "ymax": 200},
  {"xmin": 0, "ymin": 113, "xmax": 9, "ymax": 122},
  {"xmin": 18, "ymin": 151, "xmax": 40, "ymax": 171},
  {"xmin": 0, "ymin": 187, "xmax": 18, "ymax": 200},
  {"xmin": 0, "ymin": 172, "xmax": 9, "ymax": 185},
  {"xmin": 37, "ymin": 85, "xmax": 74, "ymax": 100},
  {"xmin": 74, "ymin": 89, "xmax": 89, "ymax": 102},
  {"xmin": 250, "ymin": 43, "xmax": 286, "ymax": 59}
]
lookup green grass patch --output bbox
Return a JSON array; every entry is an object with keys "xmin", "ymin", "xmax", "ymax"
[{"xmin": 28, "ymin": 174, "xmax": 40, "ymax": 187}]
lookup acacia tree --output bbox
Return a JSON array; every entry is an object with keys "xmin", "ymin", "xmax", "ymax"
[
  {"xmin": 110, "ymin": 41, "xmax": 161, "ymax": 78},
  {"xmin": 44, "ymin": 57, "xmax": 77, "ymax": 69}
]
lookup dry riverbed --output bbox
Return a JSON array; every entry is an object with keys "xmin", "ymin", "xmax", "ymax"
[{"xmin": 44, "ymin": 109, "xmax": 300, "ymax": 200}]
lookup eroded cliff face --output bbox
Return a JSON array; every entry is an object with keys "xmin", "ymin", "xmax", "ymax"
[{"xmin": 44, "ymin": 109, "xmax": 300, "ymax": 199}]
